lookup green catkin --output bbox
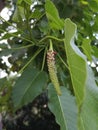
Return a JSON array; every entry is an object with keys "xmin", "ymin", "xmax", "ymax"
[{"xmin": 47, "ymin": 41, "xmax": 61, "ymax": 95}]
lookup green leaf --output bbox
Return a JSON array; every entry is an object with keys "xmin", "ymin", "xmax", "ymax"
[
  {"xmin": 89, "ymin": 1, "xmax": 98, "ymax": 12},
  {"xmin": 12, "ymin": 6, "xmax": 26, "ymax": 22},
  {"xmin": 92, "ymin": 46, "xmax": 98, "ymax": 58},
  {"xmin": 64, "ymin": 18, "xmax": 87, "ymax": 107},
  {"xmin": 78, "ymin": 67, "xmax": 98, "ymax": 130},
  {"xmin": 82, "ymin": 38, "xmax": 92, "ymax": 61},
  {"xmin": 0, "ymin": 78, "xmax": 7, "ymax": 88},
  {"xmin": 23, "ymin": 0, "xmax": 32, "ymax": 5},
  {"xmin": 17, "ymin": 0, "xmax": 23, "ymax": 5},
  {"xmin": 0, "ymin": 43, "xmax": 8, "ymax": 49},
  {"xmin": 80, "ymin": 0, "xmax": 88, "ymax": 5},
  {"xmin": 39, "ymin": 20, "xmax": 50, "ymax": 35},
  {"xmin": 48, "ymin": 84, "xmax": 78, "ymax": 130},
  {"xmin": 0, "ymin": 49, "xmax": 13, "ymax": 58},
  {"xmin": 45, "ymin": 0, "xmax": 64, "ymax": 30},
  {"xmin": 29, "ymin": 9, "xmax": 42, "ymax": 19},
  {"xmin": 63, "ymin": 18, "xmax": 98, "ymax": 130},
  {"xmin": 12, "ymin": 67, "xmax": 48, "ymax": 110}
]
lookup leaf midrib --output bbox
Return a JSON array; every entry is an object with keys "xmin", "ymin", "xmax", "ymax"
[{"xmin": 58, "ymin": 95, "xmax": 68, "ymax": 130}]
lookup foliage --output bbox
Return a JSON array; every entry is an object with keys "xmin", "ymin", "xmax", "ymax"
[{"xmin": 0, "ymin": 0, "xmax": 98, "ymax": 130}]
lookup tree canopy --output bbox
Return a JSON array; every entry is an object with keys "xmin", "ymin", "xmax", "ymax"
[{"xmin": 0, "ymin": 0, "xmax": 98, "ymax": 130}]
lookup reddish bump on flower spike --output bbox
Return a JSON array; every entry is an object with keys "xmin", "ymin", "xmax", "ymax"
[{"xmin": 53, "ymin": 51, "xmax": 57, "ymax": 55}]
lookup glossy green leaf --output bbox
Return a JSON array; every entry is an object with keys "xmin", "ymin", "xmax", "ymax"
[
  {"xmin": 48, "ymin": 84, "xmax": 78, "ymax": 130},
  {"xmin": 82, "ymin": 38, "xmax": 92, "ymax": 61},
  {"xmin": 78, "ymin": 67, "xmax": 98, "ymax": 130},
  {"xmin": 45, "ymin": 0, "xmax": 64, "ymax": 30},
  {"xmin": 64, "ymin": 18, "xmax": 87, "ymax": 106},
  {"xmin": 12, "ymin": 66, "xmax": 48, "ymax": 110}
]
